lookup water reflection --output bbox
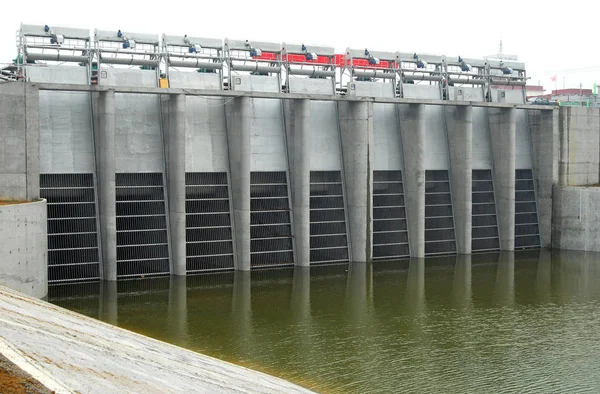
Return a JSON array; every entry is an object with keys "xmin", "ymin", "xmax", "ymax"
[
  {"xmin": 495, "ymin": 252, "xmax": 515, "ymax": 306},
  {"xmin": 452, "ymin": 255, "xmax": 471, "ymax": 309},
  {"xmin": 167, "ymin": 276, "xmax": 188, "ymax": 347},
  {"xmin": 49, "ymin": 250, "xmax": 600, "ymax": 393},
  {"xmin": 100, "ymin": 281, "xmax": 117, "ymax": 325},
  {"xmin": 292, "ymin": 267, "xmax": 311, "ymax": 322}
]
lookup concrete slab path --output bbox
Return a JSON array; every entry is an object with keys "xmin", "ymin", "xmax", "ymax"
[{"xmin": 0, "ymin": 286, "xmax": 315, "ymax": 394}]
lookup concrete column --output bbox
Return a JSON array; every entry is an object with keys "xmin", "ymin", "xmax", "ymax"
[
  {"xmin": 167, "ymin": 94, "xmax": 187, "ymax": 276},
  {"xmin": 25, "ymin": 84, "xmax": 40, "ymax": 200},
  {"xmin": 95, "ymin": 90, "xmax": 117, "ymax": 281},
  {"xmin": 338, "ymin": 101, "xmax": 373, "ymax": 263},
  {"xmin": 288, "ymin": 99, "xmax": 311, "ymax": 266},
  {"xmin": 529, "ymin": 109, "xmax": 559, "ymax": 247},
  {"xmin": 489, "ymin": 108, "xmax": 516, "ymax": 251},
  {"xmin": 399, "ymin": 104, "xmax": 425, "ymax": 258},
  {"xmin": 447, "ymin": 106, "xmax": 473, "ymax": 254},
  {"xmin": 226, "ymin": 97, "xmax": 251, "ymax": 271}
]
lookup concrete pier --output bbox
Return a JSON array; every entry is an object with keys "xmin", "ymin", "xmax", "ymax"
[
  {"xmin": 95, "ymin": 90, "xmax": 117, "ymax": 281},
  {"xmin": 226, "ymin": 97, "xmax": 251, "ymax": 271},
  {"xmin": 400, "ymin": 104, "xmax": 426, "ymax": 258},
  {"xmin": 489, "ymin": 108, "xmax": 516, "ymax": 251},
  {"xmin": 289, "ymin": 99, "xmax": 311, "ymax": 267},
  {"xmin": 166, "ymin": 94, "xmax": 187, "ymax": 275},
  {"xmin": 338, "ymin": 101, "xmax": 374, "ymax": 263},
  {"xmin": 529, "ymin": 109, "xmax": 559, "ymax": 247},
  {"xmin": 447, "ymin": 106, "xmax": 473, "ymax": 254}
]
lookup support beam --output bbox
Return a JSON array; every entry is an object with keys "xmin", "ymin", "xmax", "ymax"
[
  {"xmin": 489, "ymin": 108, "xmax": 516, "ymax": 251},
  {"xmin": 447, "ymin": 106, "xmax": 473, "ymax": 254},
  {"xmin": 288, "ymin": 99, "xmax": 311, "ymax": 266},
  {"xmin": 226, "ymin": 97, "xmax": 251, "ymax": 271},
  {"xmin": 95, "ymin": 90, "xmax": 117, "ymax": 281},
  {"xmin": 339, "ymin": 101, "xmax": 373, "ymax": 263},
  {"xmin": 166, "ymin": 94, "xmax": 187, "ymax": 276},
  {"xmin": 399, "ymin": 104, "xmax": 425, "ymax": 258}
]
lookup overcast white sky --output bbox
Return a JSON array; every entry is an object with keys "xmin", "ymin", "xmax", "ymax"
[{"xmin": 0, "ymin": 0, "xmax": 598, "ymax": 91}]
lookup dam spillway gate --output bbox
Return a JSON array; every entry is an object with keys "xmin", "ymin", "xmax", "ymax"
[{"xmin": 2, "ymin": 23, "xmax": 551, "ymax": 284}]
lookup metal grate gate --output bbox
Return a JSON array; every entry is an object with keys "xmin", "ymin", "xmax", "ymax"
[
  {"xmin": 250, "ymin": 172, "xmax": 294, "ymax": 267},
  {"xmin": 471, "ymin": 170, "xmax": 500, "ymax": 252},
  {"xmin": 515, "ymin": 169, "xmax": 541, "ymax": 249},
  {"xmin": 425, "ymin": 170, "xmax": 457, "ymax": 255},
  {"xmin": 309, "ymin": 171, "xmax": 349, "ymax": 264},
  {"xmin": 116, "ymin": 173, "xmax": 170, "ymax": 278},
  {"xmin": 372, "ymin": 170, "xmax": 410, "ymax": 260},
  {"xmin": 185, "ymin": 172, "xmax": 234, "ymax": 272},
  {"xmin": 40, "ymin": 174, "xmax": 100, "ymax": 283}
]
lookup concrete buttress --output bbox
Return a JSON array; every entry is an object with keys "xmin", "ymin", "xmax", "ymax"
[
  {"xmin": 399, "ymin": 104, "xmax": 426, "ymax": 258},
  {"xmin": 226, "ymin": 97, "xmax": 251, "ymax": 271},
  {"xmin": 489, "ymin": 108, "xmax": 516, "ymax": 251},
  {"xmin": 338, "ymin": 101, "xmax": 373, "ymax": 263},
  {"xmin": 167, "ymin": 94, "xmax": 187, "ymax": 275},
  {"xmin": 447, "ymin": 106, "xmax": 473, "ymax": 254},
  {"xmin": 289, "ymin": 99, "xmax": 311, "ymax": 266},
  {"xmin": 95, "ymin": 90, "xmax": 117, "ymax": 280}
]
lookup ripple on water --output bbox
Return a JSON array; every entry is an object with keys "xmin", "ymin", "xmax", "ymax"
[{"xmin": 49, "ymin": 252, "xmax": 600, "ymax": 393}]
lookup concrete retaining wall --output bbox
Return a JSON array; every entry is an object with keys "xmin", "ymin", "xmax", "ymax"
[
  {"xmin": 553, "ymin": 186, "xmax": 600, "ymax": 251},
  {"xmin": 0, "ymin": 200, "xmax": 47, "ymax": 298},
  {"xmin": 558, "ymin": 107, "xmax": 600, "ymax": 186}
]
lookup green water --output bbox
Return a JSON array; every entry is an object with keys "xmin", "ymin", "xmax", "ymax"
[{"xmin": 49, "ymin": 250, "xmax": 600, "ymax": 393}]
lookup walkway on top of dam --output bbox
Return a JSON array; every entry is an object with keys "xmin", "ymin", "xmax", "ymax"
[
  {"xmin": 28, "ymin": 81, "xmax": 554, "ymax": 110},
  {"xmin": 0, "ymin": 285, "xmax": 314, "ymax": 394}
]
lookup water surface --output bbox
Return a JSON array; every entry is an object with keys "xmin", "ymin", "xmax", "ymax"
[{"xmin": 50, "ymin": 250, "xmax": 600, "ymax": 393}]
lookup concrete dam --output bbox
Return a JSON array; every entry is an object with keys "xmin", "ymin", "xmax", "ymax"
[{"xmin": 1, "ymin": 24, "xmax": 564, "ymax": 286}]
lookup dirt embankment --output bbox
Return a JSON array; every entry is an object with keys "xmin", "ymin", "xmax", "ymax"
[
  {"xmin": 0, "ymin": 200, "xmax": 29, "ymax": 206},
  {"xmin": 0, "ymin": 353, "xmax": 52, "ymax": 394}
]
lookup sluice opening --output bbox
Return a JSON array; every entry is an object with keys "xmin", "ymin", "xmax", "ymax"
[
  {"xmin": 41, "ymin": 173, "xmax": 100, "ymax": 284},
  {"xmin": 309, "ymin": 171, "xmax": 350, "ymax": 264},
  {"xmin": 185, "ymin": 172, "xmax": 234, "ymax": 273},
  {"xmin": 515, "ymin": 169, "xmax": 541, "ymax": 249},
  {"xmin": 372, "ymin": 170, "xmax": 410, "ymax": 260},
  {"xmin": 250, "ymin": 172, "xmax": 294, "ymax": 268},
  {"xmin": 425, "ymin": 170, "xmax": 457, "ymax": 256},
  {"xmin": 115, "ymin": 173, "xmax": 170, "ymax": 278},
  {"xmin": 471, "ymin": 169, "xmax": 500, "ymax": 252}
]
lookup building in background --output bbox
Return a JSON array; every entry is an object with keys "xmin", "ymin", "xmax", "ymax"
[{"xmin": 528, "ymin": 88, "xmax": 599, "ymax": 107}]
